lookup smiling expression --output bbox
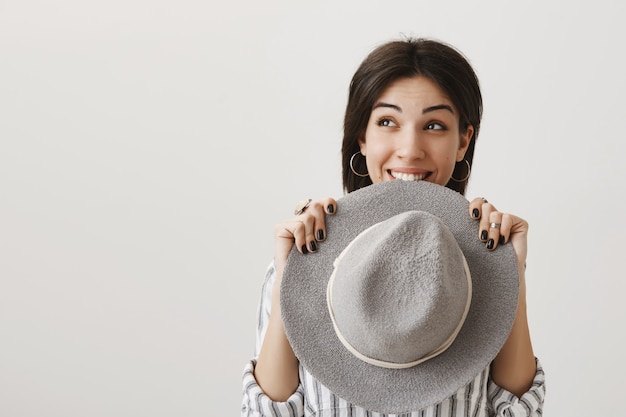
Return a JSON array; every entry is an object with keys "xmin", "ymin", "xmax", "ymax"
[{"xmin": 359, "ymin": 76, "xmax": 473, "ymax": 187}]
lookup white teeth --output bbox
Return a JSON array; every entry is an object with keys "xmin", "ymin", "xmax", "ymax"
[{"xmin": 391, "ymin": 171, "xmax": 426, "ymax": 181}]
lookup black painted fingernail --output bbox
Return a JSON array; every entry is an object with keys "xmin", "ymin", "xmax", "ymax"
[
  {"xmin": 486, "ymin": 239, "xmax": 494, "ymax": 250},
  {"xmin": 499, "ymin": 235, "xmax": 505, "ymax": 245},
  {"xmin": 309, "ymin": 241, "xmax": 317, "ymax": 252},
  {"xmin": 480, "ymin": 230, "xmax": 488, "ymax": 241},
  {"xmin": 472, "ymin": 208, "xmax": 479, "ymax": 218},
  {"xmin": 301, "ymin": 244, "xmax": 308, "ymax": 254},
  {"xmin": 317, "ymin": 229, "xmax": 325, "ymax": 241},
  {"xmin": 327, "ymin": 204, "xmax": 334, "ymax": 214}
]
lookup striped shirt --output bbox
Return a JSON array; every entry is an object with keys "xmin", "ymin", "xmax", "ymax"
[{"xmin": 242, "ymin": 262, "xmax": 545, "ymax": 417}]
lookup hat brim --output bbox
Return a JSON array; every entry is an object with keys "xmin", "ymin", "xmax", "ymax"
[{"xmin": 280, "ymin": 181, "xmax": 519, "ymax": 413}]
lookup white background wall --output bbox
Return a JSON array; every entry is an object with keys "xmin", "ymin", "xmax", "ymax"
[{"xmin": 1, "ymin": 1, "xmax": 624, "ymax": 415}]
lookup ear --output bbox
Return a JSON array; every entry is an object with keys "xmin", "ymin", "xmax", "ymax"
[
  {"xmin": 456, "ymin": 125, "xmax": 473, "ymax": 162},
  {"xmin": 358, "ymin": 136, "xmax": 367, "ymax": 157}
]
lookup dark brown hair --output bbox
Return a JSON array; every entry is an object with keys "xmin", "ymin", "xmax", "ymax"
[{"xmin": 341, "ymin": 38, "xmax": 482, "ymax": 195}]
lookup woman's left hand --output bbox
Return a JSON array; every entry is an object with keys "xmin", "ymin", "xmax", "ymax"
[
  {"xmin": 468, "ymin": 197, "xmax": 528, "ymax": 271},
  {"xmin": 470, "ymin": 197, "xmax": 537, "ymax": 396}
]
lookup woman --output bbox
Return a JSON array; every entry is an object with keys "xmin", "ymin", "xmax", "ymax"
[{"xmin": 242, "ymin": 38, "xmax": 545, "ymax": 416}]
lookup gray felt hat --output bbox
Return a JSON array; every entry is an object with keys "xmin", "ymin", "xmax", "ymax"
[{"xmin": 280, "ymin": 180, "xmax": 520, "ymax": 414}]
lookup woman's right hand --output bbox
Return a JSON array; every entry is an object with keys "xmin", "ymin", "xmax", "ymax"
[
  {"xmin": 273, "ymin": 197, "xmax": 337, "ymax": 278},
  {"xmin": 256, "ymin": 197, "xmax": 336, "ymax": 400}
]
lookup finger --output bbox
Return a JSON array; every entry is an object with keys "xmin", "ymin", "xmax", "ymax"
[
  {"xmin": 499, "ymin": 214, "xmax": 514, "ymax": 245},
  {"xmin": 486, "ymin": 211, "xmax": 503, "ymax": 251},
  {"xmin": 321, "ymin": 197, "xmax": 337, "ymax": 215},
  {"xmin": 312, "ymin": 198, "xmax": 338, "ymax": 241},
  {"xmin": 468, "ymin": 197, "xmax": 487, "ymax": 219},
  {"xmin": 275, "ymin": 219, "xmax": 308, "ymax": 254},
  {"xmin": 478, "ymin": 201, "xmax": 494, "ymax": 242},
  {"xmin": 297, "ymin": 212, "xmax": 318, "ymax": 253}
]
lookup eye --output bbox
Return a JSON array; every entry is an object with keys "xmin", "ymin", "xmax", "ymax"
[
  {"xmin": 426, "ymin": 122, "xmax": 446, "ymax": 130},
  {"xmin": 377, "ymin": 118, "xmax": 397, "ymax": 127}
]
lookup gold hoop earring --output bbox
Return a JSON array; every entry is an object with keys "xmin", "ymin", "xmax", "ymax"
[
  {"xmin": 450, "ymin": 160, "xmax": 471, "ymax": 182},
  {"xmin": 350, "ymin": 151, "xmax": 369, "ymax": 177}
]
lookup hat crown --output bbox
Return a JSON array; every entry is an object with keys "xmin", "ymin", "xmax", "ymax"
[{"xmin": 328, "ymin": 211, "xmax": 471, "ymax": 367}]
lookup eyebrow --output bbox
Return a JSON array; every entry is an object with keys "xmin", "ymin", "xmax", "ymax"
[
  {"xmin": 372, "ymin": 102, "xmax": 402, "ymax": 112},
  {"xmin": 372, "ymin": 102, "xmax": 455, "ymax": 114},
  {"xmin": 423, "ymin": 104, "xmax": 454, "ymax": 114}
]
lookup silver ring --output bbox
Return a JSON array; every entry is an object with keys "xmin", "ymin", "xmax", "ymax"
[
  {"xmin": 489, "ymin": 222, "xmax": 501, "ymax": 229},
  {"xmin": 294, "ymin": 199, "xmax": 312, "ymax": 215}
]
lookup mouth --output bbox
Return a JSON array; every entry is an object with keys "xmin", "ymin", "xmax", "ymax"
[{"xmin": 388, "ymin": 170, "xmax": 431, "ymax": 182}]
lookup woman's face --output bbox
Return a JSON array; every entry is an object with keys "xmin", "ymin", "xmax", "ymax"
[{"xmin": 359, "ymin": 76, "xmax": 473, "ymax": 186}]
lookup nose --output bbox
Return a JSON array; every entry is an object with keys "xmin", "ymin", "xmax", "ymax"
[{"xmin": 396, "ymin": 129, "xmax": 425, "ymax": 160}]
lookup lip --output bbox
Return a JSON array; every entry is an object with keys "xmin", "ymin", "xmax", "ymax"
[{"xmin": 387, "ymin": 169, "xmax": 433, "ymax": 182}]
